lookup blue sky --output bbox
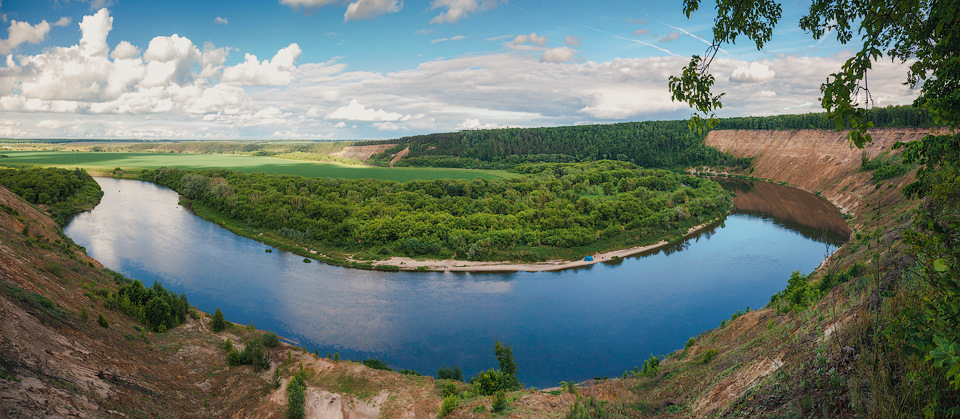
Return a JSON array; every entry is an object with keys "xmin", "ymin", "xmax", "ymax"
[{"xmin": 0, "ymin": 0, "xmax": 916, "ymax": 139}]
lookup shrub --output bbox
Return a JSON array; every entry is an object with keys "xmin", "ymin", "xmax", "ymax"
[
  {"xmin": 262, "ymin": 332, "xmax": 280, "ymax": 348},
  {"xmin": 437, "ymin": 366, "xmax": 462, "ymax": 381},
  {"xmin": 362, "ymin": 358, "xmax": 392, "ymax": 371},
  {"xmin": 685, "ymin": 337, "xmax": 696, "ymax": 348},
  {"xmin": 399, "ymin": 369, "xmax": 422, "ymax": 376},
  {"xmin": 438, "ymin": 395, "xmax": 458, "ymax": 417},
  {"xmin": 472, "ymin": 369, "xmax": 505, "ymax": 396},
  {"xmin": 211, "ymin": 307, "xmax": 226, "ymax": 332},
  {"xmin": 492, "ymin": 390, "xmax": 507, "ymax": 412},
  {"xmin": 226, "ymin": 338, "xmax": 270, "ymax": 371},
  {"xmin": 286, "ymin": 376, "xmax": 306, "ymax": 419},
  {"xmin": 440, "ymin": 383, "xmax": 459, "ymax": 397},
  {"xmin": 222, "ymin": 339, "xmax": 233, "ymax": 352},
  {"xmin": 639, "ymin": 355, "xmax": 660, "ymax": 378},
  {"xmin": 97, "ymin": 313, "xmax": 109, "ymax": 328},
  {"xmin": 701, "ymin": 349, "xmax": 718, "ymax": 364}
]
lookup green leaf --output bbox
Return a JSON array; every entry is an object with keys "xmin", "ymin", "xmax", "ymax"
[{"xmin": 934, "ymin": 259, "xmax": 949, "ymax": 272}]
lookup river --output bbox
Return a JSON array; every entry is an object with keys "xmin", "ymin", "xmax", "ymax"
[{"xmin": 65, "ymin": 177, "xmax": 847, "ymax": 388}]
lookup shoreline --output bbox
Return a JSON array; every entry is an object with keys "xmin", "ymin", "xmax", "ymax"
[{"xmin": 369, "ymin": 219, "xmax": 721, "ymax": 273}]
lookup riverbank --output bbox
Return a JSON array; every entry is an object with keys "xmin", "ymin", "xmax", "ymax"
[{"xmin": 369, "ymin": 219, "xmax": 721, "ymax": 272}]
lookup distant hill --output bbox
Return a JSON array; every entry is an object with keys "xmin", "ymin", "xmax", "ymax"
[{"xmin": 362, "ymin": 105, "xmax": 934, "ymax": 169}]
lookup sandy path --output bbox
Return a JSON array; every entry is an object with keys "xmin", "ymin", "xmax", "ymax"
[{"xmin": 371, "ymin": 220, "xmax": 717, "ymax": 273}]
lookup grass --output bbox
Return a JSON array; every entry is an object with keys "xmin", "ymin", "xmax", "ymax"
[{"xmin": 0, "ymin": 150, "xmax": 515, "ymax": 182}]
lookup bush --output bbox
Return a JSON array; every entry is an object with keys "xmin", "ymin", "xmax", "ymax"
[
  {"xmin": 97, "ymin": 313, "xmax": 109, "ymax": 328},
  {"xmin": 362, "ymin": 358, "xmax": 392, "ymax": 371},
  {"xmin": 440, "ymin": 383, "xmax": 459, "ymax": 397},
  {"xmin": 492, "ymin": 390, "xmax": 507, "ymax": 412},
  {"xmin": 211, "ymin": 307, "xmax": 226, "ymax": 332},
  {"xmin": 639, "ymin": 355, "xmax": 660, "ymax": 378},
  {"xmin": 685, "ymin": 337, "xmax": 696, "ymax": 348},
  {"xmin": 286, "ymin": 376, "xmax": 306, "ymax": 419},
  {"xmin": 226, "ymin": 338, "xmax": 270, "ymax": 371},
  {"xmin": 701, "ymin": 349, "xmax": 718, "ymax": 364},
  {"xmin": 262, "ymin": 331, "xmax": 280, "ymax": 348},
  {"xmin": 438, "ymin": 395, "xmax": 458, "ymax": 417},
  {"xmin": 437, "ymin": 366, "xmax": 462, "ymax": 381}
]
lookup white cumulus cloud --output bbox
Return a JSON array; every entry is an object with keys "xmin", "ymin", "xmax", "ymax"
[
  {"xmin": 221, "ymin": 43, "xmax": 301, "ymax": 86},
  {"xmin": 110, "ymin": 40, "xmax": 140, "ymax": 59},
  {"xmin": 326, "ymin": 99, "xmax": 405, "ymax": 121},
  {"xmin": 214, "ymin": 16, "xmax": 229, "ymax": 25},
  {"xmin": 541, "ymin": 46, "xmax": 576, "ymax": 63},
  {"xmin": 0, "ymin": 16, "xmax": 71, "ymax": 54},
  {"xmin": 429, "ymin": 0, "xmax": 505, "ymax": 24},
  {"xmin": 730, "ymin": 61, "xmax": 775, "ymax": 83},
  {"xmin": 344, "ymin": 0, "xmax": 402, "ymax": 21}
]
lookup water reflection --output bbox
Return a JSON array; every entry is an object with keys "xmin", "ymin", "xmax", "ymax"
[
  {"xmin": 65, "ymin": 178, "xmax": 844, "ymax": 387},
  {"xmin": 717, "ymin": 178, "xmax": 851, "ymax": 245}
]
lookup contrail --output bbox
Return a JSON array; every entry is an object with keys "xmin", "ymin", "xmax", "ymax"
[
  {"xmin": 662, "ymin": 22, "xmax": 730, "ymax": 55},
  {"xmin": 582, "ymin": 25, "xmax": 680, "ymax": 56}
]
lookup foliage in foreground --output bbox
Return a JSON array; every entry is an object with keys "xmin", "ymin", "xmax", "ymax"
[
  {"xmin": 0, "ymin": 166, "xmax": 103, "ymax": 225},
  {"xmin": 142, "ymin": 161, "xmax": 731, "ymax": 262}
]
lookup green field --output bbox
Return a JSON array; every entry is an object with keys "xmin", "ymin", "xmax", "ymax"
[{"xmin": 0, "ymin": 150, "xmax": 515, "ymax": 182}]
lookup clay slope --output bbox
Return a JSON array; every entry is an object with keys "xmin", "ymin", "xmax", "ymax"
[{"xmin": 705, "ymin": 128, "xmax": 937, "ymax": 217}]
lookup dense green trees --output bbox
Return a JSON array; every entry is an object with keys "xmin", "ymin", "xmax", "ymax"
[
  {"xmin": 366, "ymin": 120, "xmax": 751, "ymax": 170},
  {"xmin": 104, "ymin": 277, "xmax": 189, "ymax": 332},
  {"xmin": 0, "ymin": 167, "xmax": 103, "ymax": 225},
  {"xmin": 363, "ymin": 107, "xmax": 932, "ymax": 171},
  {"xmin": 142, "ymin": 161, "xmax": 730, "ymax": 262}
]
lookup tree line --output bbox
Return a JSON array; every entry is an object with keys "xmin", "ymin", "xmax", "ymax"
[{"xmin": 0, "ymin": 166, "xmax": 103, "ymax": 226}]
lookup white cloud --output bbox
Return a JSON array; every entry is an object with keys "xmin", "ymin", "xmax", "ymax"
[
  {"xmin": 334, "ymin": 121, "xmax": 347, "ymax": 128},
  {"xmin": 214, "ymin": 16, "xmax": 229, "ymax": 25},
  {"xmin": 730, "ymin": 61, "xmax": 775, "ymax": 83},
  {"xmin": 221, "ymin": 43, "xmax": 301, "ymax": 86},
  {"xmin": 657, "ymin": 32, "xmax": 680, "ymax": 43},
  {"xmin": 508, "ymin": 32, "xmax": 548, "ymax": 51},
  {"xmin": 79, "ymin": 8, "xmax": 112, "ymax": 58},
  {"xmin": 633, "ymin": 28, "xmax": 648, "ymax": 36},
  {"xmin": 431, "ymin": 35, "xmax": 466, "ymax": 43},
  {"xmin": 565, "ymin": 35, "xmax": 579, "ymax": 47},
  {"xmin": 326, "ymin": 99, "xmax": 405, "ymax": 121},
  {"xmin": 541, "ymin": 46, "xmax": 576, "ymax": 63},
  {"xmin": 344, "ymin": 0, "xmax": 402, "ymax": 21},
  {"xmin": 457, "ymin": 118, "xmax": 502, "ymax": 130},
  {"xmin": 0, "ymin": 16, "xmax": 71, "ymax": 54},
  {"xmin": 415, "ymin": 28, "xmax": 435, "ymax": 35},
  {"xmin": 374, "ymin": 121, "xmax": 401, "ymax": 130},
  {"xmin": 110, "ymin": 40, "xmax": 140, "ymax": 59},
  {"xmin": 429, "ymin": 0, "xmax": 506, "ymax": 24},
  {"xmin": 142, "ymin": 34, "xmax": 201, "ymax": 86}
]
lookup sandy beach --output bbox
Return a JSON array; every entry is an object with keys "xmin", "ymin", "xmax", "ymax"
[{"xmin": 372, "ymin": 220, "xmax": 719, "ymax": 272}]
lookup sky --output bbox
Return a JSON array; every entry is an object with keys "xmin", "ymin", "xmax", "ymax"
[{"xmin": 0, "ymin": 0, "xmax": 918, "ymax": 140}]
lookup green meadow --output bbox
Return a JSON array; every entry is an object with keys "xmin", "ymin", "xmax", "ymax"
[{"xmin": 0, "ymin": 150, "xmax": 515, "ymax": 182}]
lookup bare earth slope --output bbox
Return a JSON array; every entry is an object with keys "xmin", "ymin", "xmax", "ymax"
[{"xmin": 705, "ymin": 128, "xmax": 932, "ymax": 217}]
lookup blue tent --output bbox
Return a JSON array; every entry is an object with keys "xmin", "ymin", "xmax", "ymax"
[{"xmin": 584, "ymin": 255, "xmax": 594, "ymax": 261}]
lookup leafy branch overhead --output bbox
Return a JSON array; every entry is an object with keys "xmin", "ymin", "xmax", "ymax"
[{"xmin": 670, "ymin": 0, "xmax": 956, "ymax": 148}]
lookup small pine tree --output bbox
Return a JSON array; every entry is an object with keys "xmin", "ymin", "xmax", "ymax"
[
  {"xmin": 211, "ymin": 307, "xmax": 226, "ymax": 333},
  {"xmin": 97, "ymin": 313, "xmax": 109, "ymax": 328}
]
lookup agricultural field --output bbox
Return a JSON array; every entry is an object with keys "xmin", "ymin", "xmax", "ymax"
[{"xmin": 0, "ymin": 150, "xmax": 514, "ymax": 182}]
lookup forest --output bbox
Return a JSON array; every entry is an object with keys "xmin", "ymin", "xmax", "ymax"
[
  {"xmin": 0, "ymin": 166, "xmax": 104, "ymax": 226},
  {"xmin": 363, "ymin": 105, "xmax": 933, "ymax": 170},
  {"xmin": 141, "ymin": 161, "xmax": 731, "ymax": 263}
]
